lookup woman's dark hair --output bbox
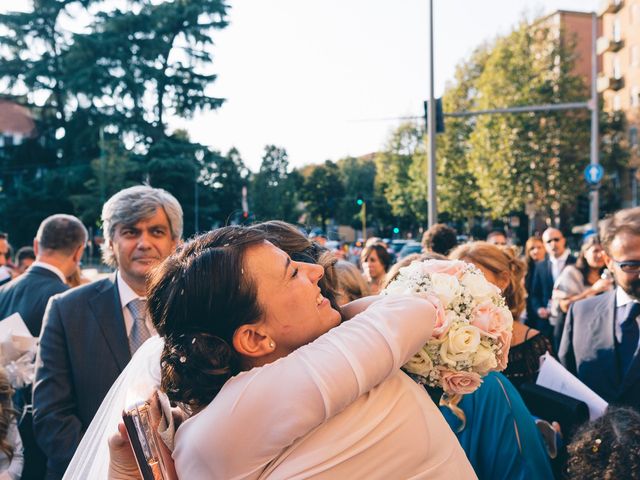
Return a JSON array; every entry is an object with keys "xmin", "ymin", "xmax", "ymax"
[
  {"xmin": 0, "ymin": 367, "xmax": 15, "ymax": 461},
  {"xmin": 360, "ymin": 243, "xmax": 392, "ymax": 273},
  {"xmin": 566, "ymin": 406, "xmax": 640, "ymax": 479},
  {"xmin": 251, "ymin": 220, "xmax": 340, "ymax": 312},
  {"xmin": 574, "ymin": 235, "xmax": 605, "ymax": 286},
  {"xmin": 148, "ymin": 226, "xmax": 267, "ymax": 413}
]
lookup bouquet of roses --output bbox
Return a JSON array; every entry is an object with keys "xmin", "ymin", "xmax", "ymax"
[{"xmin": 382, "ymin": 259, "xmax": 513, "ymax": 395}]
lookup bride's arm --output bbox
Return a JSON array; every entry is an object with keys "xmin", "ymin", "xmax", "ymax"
[
  {"xmin": 174, "ymin": 295, "xmax": 436, "ymax": 478},
  {"xmin": 340, "ymin": 295, "xmax": 382, "ymax": 320}
]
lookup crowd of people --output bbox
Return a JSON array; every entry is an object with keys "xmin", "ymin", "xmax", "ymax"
[{"xmin": 0, "ymin": 185, "xmax": 636, "ymax": 479}]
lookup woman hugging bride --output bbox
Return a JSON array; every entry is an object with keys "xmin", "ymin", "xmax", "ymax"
[{"xmin": 67, "ymin": 223, "xmax": 476, "ymax": 479}]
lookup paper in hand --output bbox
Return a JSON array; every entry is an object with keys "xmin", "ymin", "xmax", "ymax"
[{"xmin": 536, "ymin": 352, "xmax": 608, "ymax": 421}]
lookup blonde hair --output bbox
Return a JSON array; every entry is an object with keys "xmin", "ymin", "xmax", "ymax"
[
  {"xmin": 334, "ymin": 260, "xmax": 370, "ymax": 304},
  {"xmin": 0, "ymin": 368, "xmax": 15, "ymax": 461},
  {"xmin": 449, "ymin": 241, "xmax": 526, "ymax": 319}
]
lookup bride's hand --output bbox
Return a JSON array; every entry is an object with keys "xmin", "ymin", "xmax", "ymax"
[{"xmin": 108, "ymin": 423, "xmax": 142, "ymax": 480}]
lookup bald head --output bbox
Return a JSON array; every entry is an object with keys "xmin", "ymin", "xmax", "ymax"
[{"xmin": 542, "ymin": 228, "xmax": 566, "ymax": 258}]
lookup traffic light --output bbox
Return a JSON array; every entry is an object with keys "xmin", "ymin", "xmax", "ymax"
[
  {"xmin": 423, "ymin": 98, "xmax": 444, "ymax": 133},
  {"xmin": 356, "ymin": 194, "xmax": 364, "ymax": 206},
  {"xmin": 393, "ymin": 227, "xmax": 400, "ymax": 234}
]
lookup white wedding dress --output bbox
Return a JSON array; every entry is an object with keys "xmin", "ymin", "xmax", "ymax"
[{"xmin": 63, "ymin": 335, "xmax": 164, "ymax": 479}]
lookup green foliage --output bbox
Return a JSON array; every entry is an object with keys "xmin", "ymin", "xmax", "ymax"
[
  {"xmin": 200, "ymin": 147, "xmax": 249, "ymax": 228},
  {"xmin": 437, "ymin": 48, "xmax": 486, "ymax": 220},
  {"xmin": 374, "ymin": 123, "xmax": 427, "ymax": 230},
  {"xmin": 0, "ymin": 0, "xmax": 229, "ymax": 246},
  {"xmin": 250, "ymin": 145, "xmax": 301, "ymax": 223},
  {"xmin": 301, "ymin": 160, "xmax": 344, "ymax": 230},
  {"xmin": 466, "ymin": 22, "xmax": 591, "ymax": 223}
]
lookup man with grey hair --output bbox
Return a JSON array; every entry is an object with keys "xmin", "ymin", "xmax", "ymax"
[
  {"xmin": 33, "ymin": 186, "xmax": 182, "ymax": 480},
  {"xmin": 0, "ymin": 214, "xmax": 87, "ymax": 480}
]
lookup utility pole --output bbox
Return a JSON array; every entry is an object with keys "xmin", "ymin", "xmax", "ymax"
[
  {"xmin": 589, "ymin": 12, "xmax": 600, "ymax": 232},
  {"xmin": 427, "ymin": 0, "xmax": 437, "ymax": 228},
  {"xmin": 362, "ymin": 201, "xmax": 367, "ymax": 243}
]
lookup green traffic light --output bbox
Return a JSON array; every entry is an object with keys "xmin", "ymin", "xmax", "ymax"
[
  {"xmin": 356, "ymin": 199, "xmax": 363, "ymax": 206},
  {"xmin": 393, "ymin": 227, "xmax": 400, "ymax": 234}
]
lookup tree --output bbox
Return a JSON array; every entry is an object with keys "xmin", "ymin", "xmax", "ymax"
[
  {"xmin": 437, "ymin": 48, "xmax": 486, "ymax": 222},
  {"xmin": 301, "ymin": 160, "xmax": 344, "ymax": 231},
  {"xmin": 250, "ymin": 145, "xmax": 301, "ymax": 222},
  {"xmin": 0, "ymin": 0, "xmax": 230, "ymax": 244},
  {"xmin": 200, "ymin": 147, "xmax": 249, "ymax": 227},
  {"xmin": 466, "ymin": 22, "xmax": 591, "ymax": 225},
  {"xmin": 375, "ymin": 122, "xmax": 427, "ymax": 231}
]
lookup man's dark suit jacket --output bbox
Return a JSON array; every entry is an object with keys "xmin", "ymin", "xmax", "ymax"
[
  {"xmin": 558, "ymin": 290, "xmax": 640, "ymax": 410},
  {"xmin": 0, "ymin": 265, "xmax": 69, "ymax": 480},
  {"xmin": 528, "ymin": 255, "xmax": 576, "ymax": 330},
  {"xmin": 0, "ymin": 265, "xmax": 68, "ymax": 336},
  {"xmin": 33, "ymin": 274, "xmax": 131, "ymax": 480}
]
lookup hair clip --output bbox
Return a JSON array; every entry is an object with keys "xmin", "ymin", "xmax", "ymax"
[
  {"xmin": 592, "ymin": 438, "xmax": 602, "ymax": 453},
  {"xmin": 191, "ymin": 337, "xmax": 196, "ymax": 344},
  {"xmin": 179, "ymin": 356, "xmax": 187, "ymax": 364}
]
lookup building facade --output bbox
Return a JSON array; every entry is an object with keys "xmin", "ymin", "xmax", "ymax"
[{"xmin": 598, "ymin": 0, "xmax": 640, "ymax": 205}]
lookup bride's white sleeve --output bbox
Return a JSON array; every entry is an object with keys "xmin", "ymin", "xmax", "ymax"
[
  {"xmin": 174, "ymin": 295, "xmax": 435, "ymax": 478},
  {"xmin": 63, "ymin": 335, "xmax": 164, "ymax": 480}
]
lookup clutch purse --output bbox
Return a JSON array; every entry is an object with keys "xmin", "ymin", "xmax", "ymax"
[{"xmin": 122, "ymin": 391, "xmax": 178, "ymax": 480}]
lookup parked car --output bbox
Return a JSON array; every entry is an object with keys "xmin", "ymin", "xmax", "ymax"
[
  {"xmin": 397, "ymin": 241, "xmax": 422, "ymax": 259},
  {"xmin": 390, "ymin": 239, "xmax": 411, "ymax": 254}
]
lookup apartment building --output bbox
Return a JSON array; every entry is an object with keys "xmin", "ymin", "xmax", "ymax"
[
  {"xmin": 0, "ymin": 98, "xmax": 36, "ymax": 149},
  {"xmin": 598, "ymin": 0, "xmax": 640, "ymax": 204},
  {"xmin": 536, "ymin": 10, "xmax": 600, "ymax": 91}
]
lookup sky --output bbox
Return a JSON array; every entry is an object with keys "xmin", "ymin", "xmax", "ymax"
[{"xmin": 2, "ymin": 0, "xmax": 600, "ymax": 171}]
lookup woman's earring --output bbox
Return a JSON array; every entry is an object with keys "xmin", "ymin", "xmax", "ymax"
[{"xmin": 269, "ymin": 341, "xmax": 275, "ymax": 349}]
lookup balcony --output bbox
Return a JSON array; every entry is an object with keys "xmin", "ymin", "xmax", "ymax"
[
  {"xmin": 597, "ymin": 74, "xmax": 625, "ymax": 92},
  {"xmin": 599, "ymin": 0, "xmax": 624, "ymax": 15},
  {"xmin": 597, "ymin": 36, "xmax": 624, "ymax": 55}
]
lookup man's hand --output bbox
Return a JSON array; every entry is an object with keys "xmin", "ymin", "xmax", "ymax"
[
  {"xmin": 537, "ymin": 307, "xmax": 550, "ymax": 319},
  {"xmin": 108, "ymin": 423, "xmax": 142, "ymax": 480}
]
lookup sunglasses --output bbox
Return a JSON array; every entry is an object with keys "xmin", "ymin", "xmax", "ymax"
[
  {"xmin": 545, "ymin": 238, "xmax": 562, "ymax": 244},
  {"xmin": 611, "ymin": 259, "xmax": 640, "ymax": 274}
]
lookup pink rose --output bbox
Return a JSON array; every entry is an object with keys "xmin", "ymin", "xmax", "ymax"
[
  {"xmin": 496, "ymin": 329, "xmax": 512, "ymax": 371},
  {"xmin": 422, "ymin": 294, "xmax": 450, "ymax": 339},
  {"xmin": 470, "ymin": 302, "xmax": 513, "ymax": 338},
  {"xmin": 439, "ymin": 369, "xmax": 483, "ymax": 395},
  {"xmin": 421, "ymin": 260, "xmax": 467, "ymax": 279}
]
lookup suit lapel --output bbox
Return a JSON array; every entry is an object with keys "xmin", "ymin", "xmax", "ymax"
[
  {"xmin": 545, "ymin": 259, "xmax": 554, "ymax": 293},
  {"xmin": 598, "ymin": 292, "xmax": 620, "ymax": 386},
  {"xmin": 619, "ymin": 302, "xmax": 640, "ymax": 396},
  {"xmin": 89, "ymin": 274, "xmax": 131, "ymax": 371}
]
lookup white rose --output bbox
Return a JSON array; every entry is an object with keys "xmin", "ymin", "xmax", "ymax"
[
  {"xmin": 472, "ymin": 344, "xmax": 498, "ymax": 375},
  {"xmin": 429, "ymin": 272, "xmax": 461, "ymax": 306},
  {"xmin": 399, "ymin": 262, "xmax": 423, "ymax": 278},
  {"xmin": 404, "ymin": 348, "xmax": 434, "ymax": 377},
  {"xmin": 461, "ymin": 272, "xmax": 500, "ymax": 302},
  {"xmin": 383, "ymin": 281, "xmax": 413, "ymax": 296},
  {"xmin": 439, "ymin": 324, "xmax": 482, "ymax": 366}
]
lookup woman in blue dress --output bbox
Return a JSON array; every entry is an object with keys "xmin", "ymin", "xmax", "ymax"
[
  {"xmin": 388, "ymin": 247, "xmax": 554, "ymax": 479},
  {"xmin": 427, "ymin": 371, "xmax": 553, "ymax": 479}
]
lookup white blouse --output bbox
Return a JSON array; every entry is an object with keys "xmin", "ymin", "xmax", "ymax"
[{"xmin": 173, "ymin": 296, "xmax": 476, "ymax": 479}]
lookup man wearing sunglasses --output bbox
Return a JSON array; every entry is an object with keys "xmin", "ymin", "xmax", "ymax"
[
  {"xmin": 528, "ymin": 228, "xmax": 576, "ymax": 338},
  {"xmin": 559, "ymin": 206, "xmax": 640, "ymax": 409}
]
